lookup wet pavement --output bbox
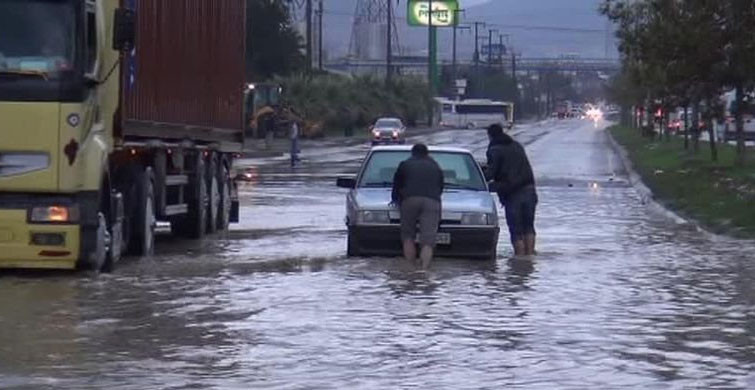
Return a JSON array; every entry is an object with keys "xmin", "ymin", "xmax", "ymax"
[{"xmin": 2, "ymin": 120, "xmax": 755, "ymax": 389}]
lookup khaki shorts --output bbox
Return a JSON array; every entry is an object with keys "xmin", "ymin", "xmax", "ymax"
[{"xmin": 400, "ymin": 197, "xmax": 441, "ymax": 246}]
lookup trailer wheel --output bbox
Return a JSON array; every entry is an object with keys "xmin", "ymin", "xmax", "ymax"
[
  {"xmin": 206, "ymin": 157, "xmax": 220, "ymax": 234},
  {"xmin": 129, "ymin": 167, "xmax": 156, "ymax": 257},
  {"xmin": 217, "ymin": 164, "xmax": 232, "ymax": 231},
  {"xmin": 172, "ymin": 155, "xmax": 207, "ymax": 239}
]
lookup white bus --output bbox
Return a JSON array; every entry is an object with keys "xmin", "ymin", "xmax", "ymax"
[{"xmin": 436, "ymin": 98, "xmax": 514, "ymax": 130}]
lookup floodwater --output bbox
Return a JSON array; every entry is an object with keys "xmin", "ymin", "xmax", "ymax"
[{"xmin": 1, "ymin": 120, "xmax": 754, "ymax": 389}]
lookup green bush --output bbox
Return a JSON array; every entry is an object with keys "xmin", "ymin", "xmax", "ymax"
[{"xmin": 277, "ymin": 74, "xmax": 432, "ymax": 136}]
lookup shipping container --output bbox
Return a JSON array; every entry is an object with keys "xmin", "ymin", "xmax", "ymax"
[{"xmin": 123, "ymin": 0, "xmax": 246, "ymax": 149}]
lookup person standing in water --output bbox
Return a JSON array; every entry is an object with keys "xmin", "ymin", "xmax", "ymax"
[
  {"xmin": 391, "ymin": 144, "xmax": 444, "ymax": 269},
  {"xmin": 486, "ymin": 124, "xmax": 538, "ymax": 257}
]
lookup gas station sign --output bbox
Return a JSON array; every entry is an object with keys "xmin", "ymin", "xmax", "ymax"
[{"xmin": 407, "ymin": 0, "xmax": 460, "ymax": 27}]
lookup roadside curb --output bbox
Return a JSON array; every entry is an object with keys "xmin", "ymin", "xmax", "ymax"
[{"xmin": 605, "ymin": 128, "xmax": 692, "ymax": 226}]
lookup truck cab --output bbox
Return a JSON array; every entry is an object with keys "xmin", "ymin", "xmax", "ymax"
[{"xmin": 0, "ymin": 0, "xmax": 245, "ymax": 271}]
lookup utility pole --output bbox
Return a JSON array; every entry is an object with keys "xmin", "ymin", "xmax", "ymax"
[
  {"xmin": 428, "ymin": 0, "xmax": 436, "ymax": 92},
  {"xmin": 451, "ymin": 9, "xmax": 466, "ymax": 85},
  {"xmin": 318, "ymin": 0, "xmax": 324, "ymax": 71},
  {"xmin": 306, "ymin": 0, "xmax": 313, "ymax": 73},
  {"xmin": 386, "ymin": 0, "xmax": 392, "ymax": 83},
  {"xmin": 473, "ymin": 22, "xmax": 485, "ymax": 70},
  {"xmin": 487, "ymin": 29, "xmax": 498, "ymax": 66},
  {"xmin": 511, "ymin": 51, "xmax": 518, "ymax": 84}
]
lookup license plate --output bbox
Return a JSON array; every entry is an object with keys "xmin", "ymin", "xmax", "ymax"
[{"xmin": 417, "ymin": 233, "xmax": 451, "ymax": 245}]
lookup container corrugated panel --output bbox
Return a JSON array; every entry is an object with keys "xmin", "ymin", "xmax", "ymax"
[{"xmin": 124, "ymin": 0, "xmax": 245, "ymax": 137}]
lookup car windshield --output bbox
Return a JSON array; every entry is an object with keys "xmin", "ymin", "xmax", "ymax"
[
  {"xmin": 375, "ymin": 119, "xmax": 402, "ymax": 128},
  {"xmin": 358, "ymin": 151, "xmax": 486, "ymax": 191},
  {"xmin": 0, "ymin": 0, "xmax": 76, "ymax": 79}
]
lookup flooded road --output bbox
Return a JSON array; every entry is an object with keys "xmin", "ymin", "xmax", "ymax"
[{"xmin": 2, "ymin": 120, "xmax": 755, "ymax": 389}]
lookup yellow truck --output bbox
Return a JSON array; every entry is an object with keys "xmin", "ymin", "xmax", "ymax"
[{"xmin": 0, "ymin": 0, "xmax": 247, "ymax": 271}]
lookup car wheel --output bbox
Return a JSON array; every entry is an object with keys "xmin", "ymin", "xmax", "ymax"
[{"xmin": 347, "ymin": 231, "xmax": 359, "ymax": 257}]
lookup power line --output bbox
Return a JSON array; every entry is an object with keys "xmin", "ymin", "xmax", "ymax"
[{"xmin": 323, "ymin": 11, "xmax": 605, "ymax": 34}]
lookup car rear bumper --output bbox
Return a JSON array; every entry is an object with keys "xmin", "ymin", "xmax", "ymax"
[
  {"xmin": 371, "ymin": 138, "xmax": 404, "ymax": 145},
  {"xmin": 349, "ymin": 224, "xmax": 499, "ymax": 259}
]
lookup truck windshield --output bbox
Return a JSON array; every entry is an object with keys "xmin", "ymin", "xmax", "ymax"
[{"xmin": 0, "ymin": 0, "xmax": 76, "ymax": 80}]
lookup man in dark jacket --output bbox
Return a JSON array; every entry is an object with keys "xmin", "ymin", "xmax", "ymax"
[
  {"xmin": 392, "ymin": 144, "xmax": 444, "ymax": 268},
  {"xmin": 486, "ymin": 124, "xmax": 538, "ymax": 256}
]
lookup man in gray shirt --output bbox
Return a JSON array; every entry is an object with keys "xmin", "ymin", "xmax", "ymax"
[{"xmin": 392, "ymin": 144, "xmax": 444, "ymax": 268}]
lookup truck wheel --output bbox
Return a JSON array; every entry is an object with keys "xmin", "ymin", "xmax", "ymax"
[
  {"xmin": 172, "ymin": 155, "xmax": 207, "ymax": 239},
  {"xmin": 103, "ymin": 193, "xmax": 125, "ymax": 272},
  {"xmin": 129, "ymin": 167, "xmax": 156, "ymax": 257},
  {"xmin": 217, "ymin": 164, "xmax": 232, "ymax": 231},
  {"xmin": 81, "ymin": 212, "xmax": 110, "ymax": 272},
  {"xmin": 206, "ymin": 157, "xmax": 220, "ymax": 234}
]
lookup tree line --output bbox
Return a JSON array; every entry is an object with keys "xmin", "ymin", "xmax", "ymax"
[{"xmin": 601, "ymin": 0, "xmax": 755, "ymax": 166}]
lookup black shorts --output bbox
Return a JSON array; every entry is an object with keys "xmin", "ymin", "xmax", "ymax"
[{"xmin": 503, "ymin": 186, "xmax": 538, "ymax": 242}]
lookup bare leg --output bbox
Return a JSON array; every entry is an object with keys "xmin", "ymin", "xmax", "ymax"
[
  {"xmin": 513, "ymin": 240, "xmax": 526, "ymax": 257},
  {"xmin": 525, "ymin": 234, "xmax": 537, "ymax": 256},
  {"xmin": 419, "ymin": 245, "xmax": 434, "ymax": 269},
  {"xmin": 403, "ymin": 240, "xmax": 417, "ymax": 263}
]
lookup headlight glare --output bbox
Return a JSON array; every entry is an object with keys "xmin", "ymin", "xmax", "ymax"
[{"xmin": 30, "ymin": 206, "xmax": 79, "ymax": 223}]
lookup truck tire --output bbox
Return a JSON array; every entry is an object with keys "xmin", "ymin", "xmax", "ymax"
[
  {"xmin": 172, "ymin": 155, "xmax": 207, "ymax": 239},
  {"xmin": 206, "ymin": 156, "xmax": 220, "ymax": 234},
  {"xmin": 128, "ymin": 167, "xmax": 156, "ymax": 257},
  {"xmin": 102, "ymin": 192, "xmax": 125, "ymax": 272},
  {"xmin": 217, "ymin": 163, "xmax": 232, "ymax": 231}
]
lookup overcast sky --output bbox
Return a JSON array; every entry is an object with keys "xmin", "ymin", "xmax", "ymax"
[{"xmin": 289, "ymin": 0, "xmax": 617, "ymax": 60}]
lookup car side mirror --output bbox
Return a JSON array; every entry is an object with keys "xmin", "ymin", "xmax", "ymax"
[
  {"xmin": 113, "ymin": 8, "xmax": 136, "ymax": 51},
  {"xmin": 336, "ymin": 177, "xmax": 356, "ymax": 189},
  {"xmin": 488, "ymin": 182, "xmax": 498, "ymax": 193}
]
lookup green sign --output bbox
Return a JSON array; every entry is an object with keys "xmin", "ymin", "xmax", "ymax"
[{"xmin": 407, "ymin": 0, "xmax": 460, "ymax": 27}]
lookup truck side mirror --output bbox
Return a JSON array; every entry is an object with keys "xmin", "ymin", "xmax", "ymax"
[{"xmin": 113, "ymin": 8, "xmax": 136, "ymax": 51}]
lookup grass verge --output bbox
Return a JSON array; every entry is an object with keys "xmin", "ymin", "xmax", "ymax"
[{"xmin": 609, "ymin": 125, "xmax": 755, "ymax": 238}]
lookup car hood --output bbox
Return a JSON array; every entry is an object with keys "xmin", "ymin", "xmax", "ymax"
[{"xmin": 353, "ymin": 188, "xmax": 496, "ymax": 214}]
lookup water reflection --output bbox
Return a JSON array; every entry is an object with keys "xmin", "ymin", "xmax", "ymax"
[{"xmin": 1, "ymin": 126, "xmax": 755, "ymax": 388}]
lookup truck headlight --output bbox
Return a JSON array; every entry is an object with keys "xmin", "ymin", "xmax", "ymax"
[
  {"xmin": 357, "ymin": 210, "xmax": 390, "ymax": 225},
  {"xmin": 30, "ymin": 206, "xmax": 79, "ymax": 223},
  {"xmin": 461, "ymin": 212, "xmax": 495, "ymax": 226}
]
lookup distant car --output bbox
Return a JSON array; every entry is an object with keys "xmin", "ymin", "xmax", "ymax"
[
  {"xmin": 336, "ymin": 145, "xmax": 500, "ymax": 260},
  {"xmin": 370, "ymin": 117, "xmax": 406, "ymax": 145}
]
